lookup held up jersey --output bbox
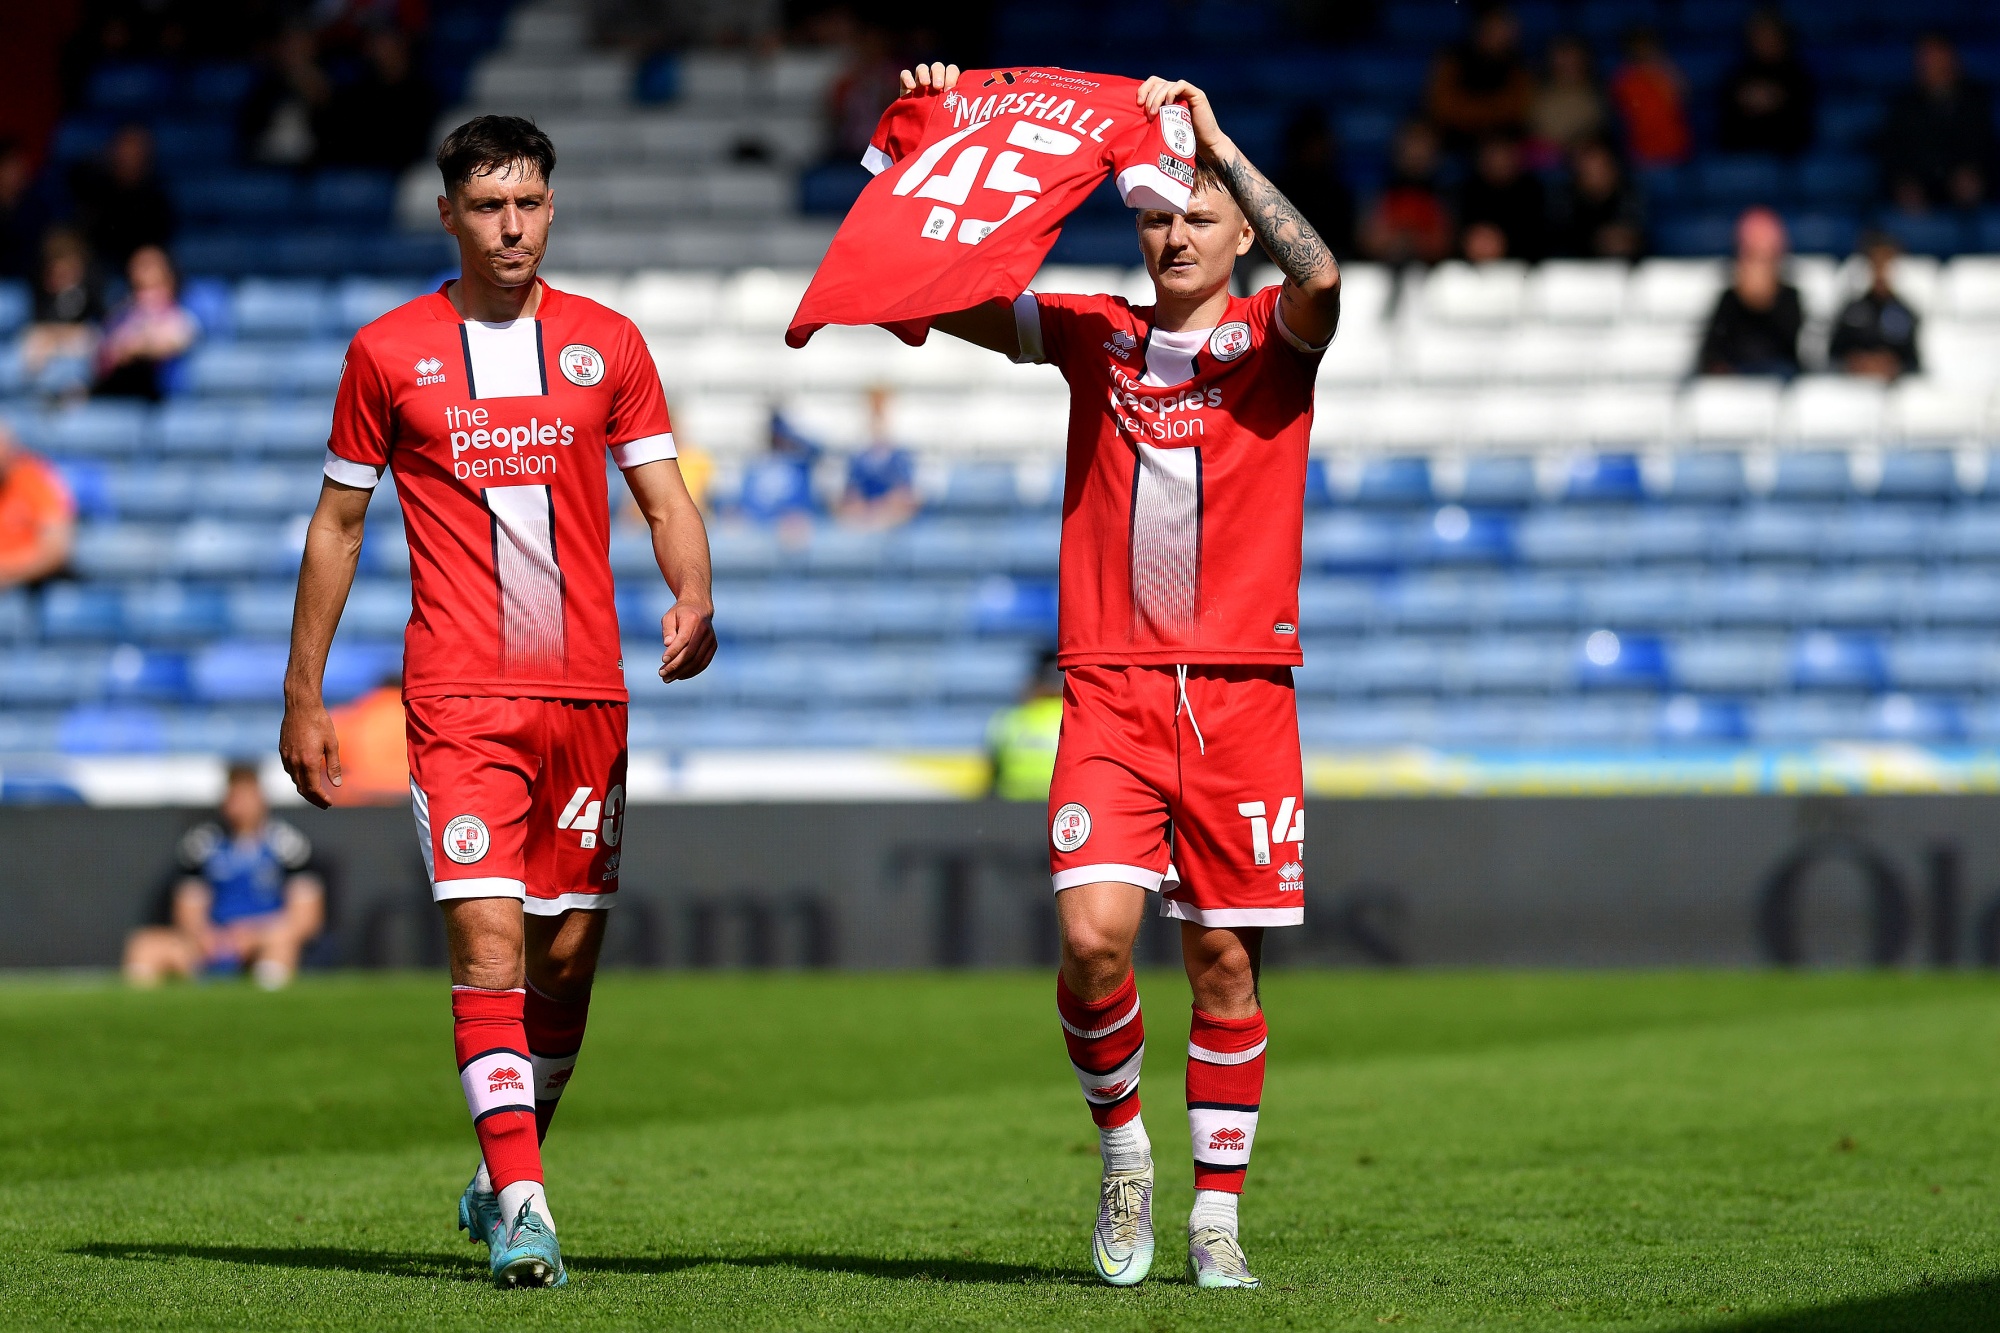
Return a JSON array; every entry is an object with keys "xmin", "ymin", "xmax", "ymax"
[
  {"xmin": 786, "ymin": 68, "xmax": 1198, "ymax": 348},
  {"xmin": 1021, "ymin": 284, "xmax": 1327, "ymax": 667},
  {"xmin": 325, "ymin": 281, "xmax": 675, "ymax": 701}
]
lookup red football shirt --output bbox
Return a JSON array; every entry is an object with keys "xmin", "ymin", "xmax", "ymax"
[
  {"xmin": 324, "ymin": 280, "xmax": 675, "ymax": 701},
  {"xmin": 786, "ymin": 67, "xmax": 1199, "ymax": 348},
  {"xmin": 1022, "ymin": 284, "xmax": 1326, "ymax": 667}
]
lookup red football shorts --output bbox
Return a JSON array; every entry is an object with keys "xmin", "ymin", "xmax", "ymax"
[
  {"xmin": 406, "ymin": 696, "xmax": 628, "ymax": 914},
  {"xmin": 1048, "ymin": 665, "xmax": 1305, "ymax": 928}
]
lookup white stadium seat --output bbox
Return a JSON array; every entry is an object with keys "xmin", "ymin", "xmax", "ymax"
[
  {"xmin": 1628, "ymin": 258, "xmax": 1726, "ymax": 325},
  {"xmin": 1406, "ymin": 327, "xmax": 1507, "ymax": 384},
  {"xmin": 1789, "ymin": 255, "xmax": 1841, "ymax": 323},
  {"xmin": 1420, "ymin": 260, "xmax": 1527, "ymax": 325},
  {"xmin": 1577, "ymin": 387, "xmax": 1675, "ymax": 445},
  {"xmin": 1683, "ymin": 378, "xmax": 1783, "ymax": 443},
  {"xmin": 1526, "ymin": 261, "xmax": 1629, "ymax": 324},
  {"xmin": 1370, "ymin": 393, "xmax": 1464, "ymax": 450},
  {"xmin": 669, "ymin": 392, "xmax": 767, "ymax": 454},
  {"xmin": 1029, "ymin": 266, "xmax": 1128, "ymax": 296},
  {"xmin": 628, "ymin": 271, "xmax": 724, "ymax": 330},
  {"xmin": 1250, "ymin": 262, "xmax": 1393, "ymax": 332},
  {"xmin": 1942, "ymin": 257, "xmax": 2000, "ymax": 321},
  {"xmin": 1604, "ymin": 325, "xmax": 1697, "ymax": 380},
  {"xmin": 1502, "ymin": 326, "xmax": 1607, "ymax": 383},
  {"xmin": 537, "ymin": 271, "xmax": 627, "ymax": 313},
  {"xmin": 1785, "ymin": 376, "xmax": 1887, "ymax": 443},
  {"xmin": 1890, "ymin": 379, "xmax": 1989, "ymax": 442},
  {"xmin": 719, "ymin": 268, "xmax": 813, "ymax": 330},
  {"xmin": 1460, "ymin": 389, "xmax": 1572, "ymax": 449},
  {"xmin": 1315, "ymin": 333, "xmax": 1393, "ymax": 386},
  {"xmin": 1921, "ymin": 322, "xmax": 2000, "ymax": 385}
]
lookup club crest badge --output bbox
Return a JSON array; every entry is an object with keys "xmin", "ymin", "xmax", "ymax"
[
  {"xmin": 443, "ymin": 814, "xmax": 490, "ymax": 864},
  {"xmin": 1052, "ymin": 803, "xmax": 1092, "ymax": 853},
  {"xmin": 1209, "ymin": 322, "xmax": 1252, "ymax": 361},
  {"xmin": 559, "ymin": 343, "xmax": 606, "ymax": 387}
]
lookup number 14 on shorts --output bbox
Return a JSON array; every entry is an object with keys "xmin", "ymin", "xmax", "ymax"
[{"xmin": 1237, "ymin": 797, "xmax": 1304, "ymax": 867}]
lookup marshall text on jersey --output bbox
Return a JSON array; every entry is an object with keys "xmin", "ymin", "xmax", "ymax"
[
  {"xmin": 325, "ymin": 281, "xmax": 674, "ymax": 701},
  {"xmin": 786, "ymin": 68, "xmax": 1198, "ymax": 348}
]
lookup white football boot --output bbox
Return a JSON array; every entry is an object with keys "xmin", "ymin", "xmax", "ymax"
[{"xmin": 1090, "ymin": 1165, "xmax": 1155, "ymax": 1286}]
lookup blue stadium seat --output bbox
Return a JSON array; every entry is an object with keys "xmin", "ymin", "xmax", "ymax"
[
  {"xmin": 1711, "ymin": 570, "xmax": 1811, "ymax": 625},
  {"xmin": 0, "ymin": 590, "xmax": 30, "ymax": 642},
  {"xmin": 1579, "ymin": 570, "xmax": 1702, "ymax": 628},
  {"xmin": 1517, "ymin": 510, "xmax": 1632, "ymax": 564},
  {"xmin": 1917, "ymin": 569, "xmax": 2000, "ymax": 623},
  {"xmin": 1656, "ymin": 694, "xmax": 1750, "ymax": 743},
  {"xmin": 1628, "ymin": 508, "xmax": 1719, "ymax": 561},
  {"xmin": 1784, "ymin": 212, "xmax": 1859, "ymax": 256},
  {"xmin": 241, "ymin": 401, "xmax": 334, "ymax": 455},
  {"xmin": 0, "ymin": 649, "xmax": 108, "ymax": 703},
  {"xmin": 1460, "ymin": 636, "xmax": 1570, "ymax": 692},
  {"xmin": 929, "ymin": 462, "xmax": 1020, "ymax": 513},
  {"xmin": 1306, "ymin": 513, "xmax": 1400, "ymax": 570},
  {"xmin": 1671, "ymin": 635, "xmax": 1791, "ymax": 691},
  {"xmin": 186, "ymin": 346, "xmax": 279, "ymax": 395},
  {"xmin": 1751, "ymin": 696, "xmax": 1873, "ymax": 743},
  {"xmin": 150, "ymin": 119, "xmax": 236, "ymax": 169},
  {"xmin": 0, "ymin": 280, "xmax": 28, "ymax": 338},
  {"xmin": 172, "ymin": 519, "xmax": 297, "ymax": 577},
  {"xmin": 71, "ymin": 524, "xmax": 176, "ymax": 579},
  {"xmin": 1381, "ymin": 574, "xmax": 1485, "ymax": 629},
  {"xmin": 37, "ymin": 402, "xmax": 149, "ymax": 455},
  {"xmin": 334, "ymin": 277, "xmax": 427, "ymax": 331},
  {"xmin": 103, "ymin": 466, "xmax": 197, "ymax": 518},
  {"xmin": 155, "ymin": 401, "xmax": 240, "ymax": 454},
  {"xmin": 1829, "ymin": 506, "xmax": 1931, "ymax": 560},
  {"xmin": 1805, "ymin": 570, "xmax": 1918, "ymax": 625},
  {"xmin": 970, "ymin": 576, "xmax": 1056, "ymax": 635},
  {"xmin": 1937, "ymin": 508, "xmax": 2000, "ymax": 560},
  {"xmin": 933, "ymin": 643, "xmax": 1033, "ymax": 701},
  {"xmin": 1563, "ymin": 454, "xmax": 1644, "ymax": 503},
  {"xmin": 1492, "ymin": 572, "xmax": 1578, "ymax": 627},
  {"xmin": 1696, "ymin": 156, "xmax": 1789, "ymax": 208},
  {"xmin": 1870, "ymin": 693, "xmax": 1962, "ymax": 742},
  {"xmin": 1414, "ymin": 506, "xmax": 1513, "ymax": 565},
  {"xmin": 1459, "ymin": 456, "xmax": 1539, "ymax": 507},
  {"xmin": 1728, "ymin": 506, "xmax": 1827, "ymax": 561},
  {"xmin": 341, "ymin": 582, "xmax": 410, "ymax": 637},
  {"xmin": 1875, "ymin": 451, "xmax": 1958, "ymax": 499},
  {"xmin": 233, "ymin": 279, "xmax": 332, "ymax": 339},
  {"xmin": 1770, "ymin": 453, "xmax": 1853, "ymax": 501},
  {"xmin": 1296, "ymin": 579, "xmax": 1377, "ymax": 632},
  {"xmin": 122, "ymin": 584, "xmax": 228, "ymax": 640},
  {"xmin": 1575, "ymin": 630, "xmax": 1669, "ymax": 690},
  {"xmin": 58, "ymin": 705, "xmax": 168, "ymax": 754},
  {"xmin": 1791, "ymin": 630, "xmax": 1886, "ymax": 689},
  {"xmin": 1818, "ymin": 98, "xmax": 1884, "ymax": 152},
  {"xmin": 1657, "ymin": 453, "xmax": 1747, "ymax": 503},
  {"xmin": 40, "ymin": 585, "xmax": 125, "ymax": 640},
  {"xmin": 1886, "ymin": 635, "xmax": 1997, "ymax": 690},
  {"xmin": 1352, "ymin": 456, "xmax": 1433, "ymax": 506},
  {"xmin": 174, "ymin": 172, "xmax": 299, "ymax": 224},
  {"xmin": 86, "ymin": 62, "xmax": 175, "ymax": 112},
  {"xmin": 224, "ymin": 584, "xmax": 297, "ymax": 637},
  {"xmin": 1796, "ymin": 154, "xmax": 1876, "ymax": 205},
  {"xmin": 1879, "ymin": 211, "xmax": 1968, "ymax": 257},
  {"xmin": 1335, "ymin": 638, "xmax": 1449, "ymax": 695},
  {"xmin": 707, "ymin": 526, "xmax": 783, "ymax": 576},
  {"xmin": 1297, "ymin": 701, "xmax": 1436, "ymax": 747},
  {"xmin": 184, "ymin": 62, "xmax": 256, "ymax": 110},
  {"xmin": 306, "ymin": 171, "xmax": 395, "ymax": 221}
]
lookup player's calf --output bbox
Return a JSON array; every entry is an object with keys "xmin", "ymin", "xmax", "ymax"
[{"xmin": 525, "ymin": 982, "xmax": 590, "ymax": 1141}]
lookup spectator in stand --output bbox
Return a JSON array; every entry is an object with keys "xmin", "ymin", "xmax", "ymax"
[
  {"xmin": 1697, "ymin": 207, "xmax": 1803, "ymax": 378},
  {"xmin": 317, "ymin": 28, "xmax": 438, "ymax": 170},
  {"xmin": 1717, "ymin": 8, "xmax": 1816, "ymax": 158},
  {"xmin": 1429, "ymin": 5, "xmax": 1535, "ymax": 149},
  {"xmin": 67, "ymin": 124, "xmax": 175, "ymax": 270},
  {"xmin": 1880, "ymin": 34, "xmax": 1993, "ymax": 213},
  {"xmin": 122, "ymin": 763, "xmax": 326, "ymax": 990},
  {"xmin": 0, "ymin": 139, "xmax": 52, "ymax": 281},
  {"xmin": 21, "ymin": 228, "xmax": 102, "ymax": 394},
  {"xmin": 1830, "ymin": 232, "xmax": 1921, "ymax": 381},
  {"xmin": 239, "ymin": 28, "xmax": 331, "ymax": 166},
  {"xmin": 740, "ymin": 407, "xmax": 821, "ymax": 535},
  {"xmin": 1551, "ymin": 138, "xmax": 1646, "ymax": 259},
  {"xmin": 1361, "ymin": 121, "xmax": 1454, "ymax": 265},
  {"xmin": 0, "ymin": 422, "xmax": 75, "ymax": 587},
  {"xmin": 838, "ymin": 385, "xmax": 919, "ymax": 528},
  {"xmin": 1459, "ymin": 135, "xmax": 1547, "ymax": 262},
  {"xmin": 1609, "ymin": 28, "xmax": 1691, "ymax": 167},
  {"xmin": 1528, "ymin": 35, "xmax": 1607, "ymax": 168},
  {"xmin": 93, "ymin": 244, "xmax": 199, "ymax": 401},
  {"xmin": 1271, "ymin": 107, "xmax": 1356, "ymax": 259},
  {"xmin": 326, "ymin": 669, "xmax": 408, "ymax": 805}
]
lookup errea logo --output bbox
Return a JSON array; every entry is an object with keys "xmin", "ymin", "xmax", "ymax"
[{"xmin": 415, "ymin": 356, "xmax": 447, "ymax": 386}]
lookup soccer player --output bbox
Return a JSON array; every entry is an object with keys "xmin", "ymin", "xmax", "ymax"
[
  {"xmin": 278, "ymin": 116, "xmax": 716, "ymax": 1288},
  {"xmin": 920, "ymin": 67, "xmax": 1340, "ymax": 1288}
]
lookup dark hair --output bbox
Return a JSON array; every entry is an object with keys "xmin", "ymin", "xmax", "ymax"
[
  {"xmin": 435, "ymin": 115, "xmax": 556, "ymax": 195},
  {"xmin": 224, "ymin": 761, "xmax": 261, "ymax": 787}
]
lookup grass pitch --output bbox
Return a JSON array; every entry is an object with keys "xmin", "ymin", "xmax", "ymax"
[{"xmin": 7, "ymin": 970, "xmax": 2000, "ymax": 1331}]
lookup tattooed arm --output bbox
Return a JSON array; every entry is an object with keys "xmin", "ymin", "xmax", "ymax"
[{"xmin": 1138, "ymin": 77, "xmax": 1341, "ymax": 348}]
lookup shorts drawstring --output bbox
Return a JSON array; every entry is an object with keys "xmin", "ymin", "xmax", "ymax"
[{"xmin": 1175, "ymin": 664, "xmax": 1206, "ymax": 756}]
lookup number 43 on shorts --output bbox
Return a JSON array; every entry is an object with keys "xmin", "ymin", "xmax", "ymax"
[
  {"xmin": 555, "ymin": 785, "xmax": 624, "ymax": 850},
  {"xmin": 1237, "ymin": 797, "xmax": 1304, "ymax": 867}
]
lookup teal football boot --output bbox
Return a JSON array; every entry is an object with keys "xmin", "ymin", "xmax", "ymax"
[
  {"xmin": 489, "ymin": 1199, "xmax": 568, "ymax": 1289},
  {"xmin": 1090, "ymin": 1166, "xmax": 1155, "ymax": 1286},
  {"xmin": 457, "ymin": 1167, "xmax": 503, "ymax": 1249}
]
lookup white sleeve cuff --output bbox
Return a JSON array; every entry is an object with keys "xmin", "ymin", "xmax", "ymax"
[
  {"xmin": 610, "ymin": 431, "xmax": 678, "ymax": 469},
  {"xmin": 1273, "ymin": 296, "xmax": 1333, "ymax": 354},
  {"xmin": 861, "ymin": 144, "xmax": 893, "ymax": 175},
  {"xmin": 1115, "ymin": 163, "xmax": 1192, "ymax": 214},
  {"xmin": 323, "ymin": 448, "xmax": 383, "ymax": 489},
  {"xmin": 1011, "ymin": 292, "xmax": 1046, "ymax": 364}
]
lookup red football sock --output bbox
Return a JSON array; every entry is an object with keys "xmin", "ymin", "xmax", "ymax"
[
  {"xmin": 452, "ymin": 986, "xmax": 542, "ymax": 1193},
  {"xmin": 524, "ymin": 982, "xmax": 590, "ymax": 1142},
  {"xmin": 1187, "ymin": 1007, "xmax": 1267, "ymax": 1194},
  {"xmin": 1057, "ymin": 971, "xmax": 1145, "ymax": 1128}
]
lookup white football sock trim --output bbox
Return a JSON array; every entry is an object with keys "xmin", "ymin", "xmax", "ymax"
[{"xmin": 1059, "ymin": 993, "xmax": 1141, "ymax": 1040}]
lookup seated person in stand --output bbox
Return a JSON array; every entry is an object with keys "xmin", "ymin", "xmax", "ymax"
[
  {"xmin": 21, "ymin": 228, "xmax": 102, "ymax": 394},
  {"xmin": 1697, "ymin": 207, "xmax": 1802, "ymax": 377},
  {"xmin": 1830, "ymin": 232, "xmax": 1921, "ymax": 381},
  {"xmin": 93, "ymin": 244, "xmax": 198, "ymax": 400},
  {"xmin": 738, "ymin": 408, "xmax": 822, "ymax": 539},
  {"xmin": 1552, "ymin": 138, "xmax": 1646, "ymax": 259},
  {"xmin": 837, "ymin": 385, "xmax": 919, "ymax": 528},
  {"xmin": 123, "ymin": 763, "xmax": 325, "ymax": 989}
]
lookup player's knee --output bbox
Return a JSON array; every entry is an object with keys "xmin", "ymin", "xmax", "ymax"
[{"xmin": 1060, "ymin": 925, "xmax": 1134, "ymax": 990}]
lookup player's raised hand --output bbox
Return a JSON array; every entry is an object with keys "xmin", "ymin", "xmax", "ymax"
[
  {"xmin": 278, "ymin": 701, "xmax": 342, "ymax": 809},
  {"xmin": 898, "ymin": 63, "xmax": 959, "ymax": 98},
  {"xmin": 1137, "ymin": 76, "xmax": 1229, "ymax": 156},
  {"xmin": 659, "ymin": 601, "xmax": 718, "ymax": 683}
]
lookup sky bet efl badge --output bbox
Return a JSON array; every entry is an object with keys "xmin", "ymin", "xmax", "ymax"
[{"xmin": 559, "ymin": 343, "xmax": 605, "ymax": 386}]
